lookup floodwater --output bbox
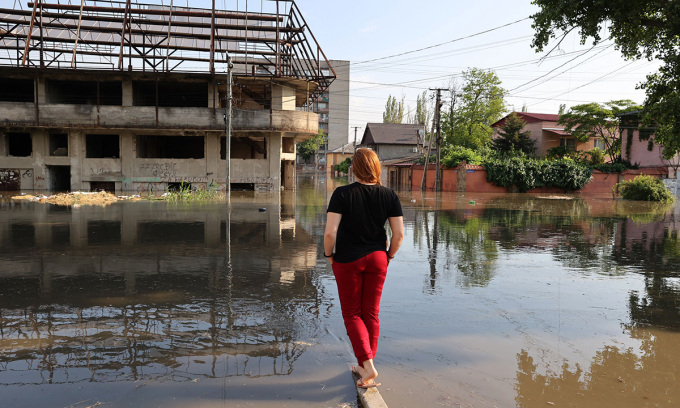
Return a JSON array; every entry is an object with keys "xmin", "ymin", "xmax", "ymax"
[{"xmin": 1, "ymin": 177, "xmax": 680, "ymax": 408}]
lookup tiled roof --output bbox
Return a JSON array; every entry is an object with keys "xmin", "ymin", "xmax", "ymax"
[
  {"xmin": 361, "ymin": 123, "xmax": 426, "ymax": 145},
  {"xmin": 543, "ymin": 128, "xmax": 570, "ymax": 136},
  {"xmin": 329, "ymin": 143, "xmax": 356, "ymax": 153},
  {"xmin": 492, "ymin": 112, "xmax": 560, "ymax": 127}
]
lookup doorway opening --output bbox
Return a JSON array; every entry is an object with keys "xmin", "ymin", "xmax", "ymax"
[{"xmin": 47, "ymin": 165, "xmax": 71, "ymax": 191}]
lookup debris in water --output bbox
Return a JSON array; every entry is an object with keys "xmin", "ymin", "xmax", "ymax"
[{"xmin": 11, "ymin": 191, "xmax": 128, "ymax": 207}]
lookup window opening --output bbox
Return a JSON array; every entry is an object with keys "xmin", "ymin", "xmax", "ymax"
[{"xmin": 86, "ymin": 134, "xmax": 120, "ymax": 158}]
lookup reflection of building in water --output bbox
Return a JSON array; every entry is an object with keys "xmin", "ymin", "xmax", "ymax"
[{"xmin": 0, "ymin": 196, "xmax": 325, "ymax": 384}]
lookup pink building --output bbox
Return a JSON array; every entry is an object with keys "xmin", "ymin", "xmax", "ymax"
[
  {"xmin": 492, "ymin": 112, "xmax": 601, "ymax": 156},
  {"xmin": 618, "ymin": 111, "xmax": 679, "ymax": 173}
]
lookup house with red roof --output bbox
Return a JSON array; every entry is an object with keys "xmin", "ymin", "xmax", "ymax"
[{"xmin": 491, "ymin": 112, "xmax": 603, "ymax": 156}]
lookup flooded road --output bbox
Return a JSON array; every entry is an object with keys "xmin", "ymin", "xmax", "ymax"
[{"xmin": 1, "ymin": 177, "xmax": 680, "ymax": 407}]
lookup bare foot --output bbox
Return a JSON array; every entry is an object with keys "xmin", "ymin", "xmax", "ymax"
[{"xmin": 356, "ymin": 359, "xmax": 379, "ymax": 387}]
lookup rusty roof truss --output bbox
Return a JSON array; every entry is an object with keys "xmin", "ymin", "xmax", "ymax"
[{"xmin": 0, "ymin": 0, "xmax": 335, "ymax": 100}]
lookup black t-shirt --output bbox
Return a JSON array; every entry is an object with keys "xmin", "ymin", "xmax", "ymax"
[{"xmin": 327, "ymin": 182, "xmax": 403, "ymax": 263}]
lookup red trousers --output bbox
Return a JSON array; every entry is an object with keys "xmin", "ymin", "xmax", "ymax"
[{"xmin": 332, "ymin": 251, "xmax": 388, "ymax": 366}]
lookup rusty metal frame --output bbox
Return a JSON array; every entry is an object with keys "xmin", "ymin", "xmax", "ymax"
[{"xmin": 1, "ymin": 0, "xmax": 335, "ymax": 102}]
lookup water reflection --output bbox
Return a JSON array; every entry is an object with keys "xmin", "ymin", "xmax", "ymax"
[
  {"xmin": 408, "ymin": 194, "xmax": 679, "ymax": 291},
  {"xmin": 0, "ymin": 193, "xmax": 329, "ymax": 386},
  {"xmin": 397, "ymin": 192, "xmax": 680, "ymax": 406},
  {"xmin": 516, "ymin": 325, "xmax": 680, "ymax": 407},
  {"xmin": 3, "ymin": 186, "xmax": 680, "ymax": 407}
]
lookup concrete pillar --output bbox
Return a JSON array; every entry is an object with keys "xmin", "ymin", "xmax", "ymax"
[
  {"xmin": 283, "ymin": 160, "xmax": 295, "ymax": 190},
  {"xmin": 271, "ymin": 84, "xmax": 296, "ymax": 111},
  {"xmin": 120, "ymin": 130, "xmax": 135, "ymax": 191},
  {"xmin": 32, "ymin": 129, "xmax": 47, "ymax": 190},
  {"xmin": 208, "ymin": 78, "xmax": 217, "ymax": 109},
  {"xmin": 205, "ymin": 132, "xmax": 221, "ymax": 187},
  {"xmin": 36, "ymin": 77, "xmax": 46, "ymax": 104},
  {"xmin": 69, "ymin": 129, "xmax": 84, "ymax": 190},
  {"xmin": 122, "ymin": 78, "xmax": 133, "ymax": 107},
  {"xmin": 0, "ymin": 129, "xmax": 6, "ymax": 156},
  {"xmin": 268, "ymin": 132, "xmax": 282, "ymax": 190}
]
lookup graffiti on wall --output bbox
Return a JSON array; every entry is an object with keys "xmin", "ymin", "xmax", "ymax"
[
  {"xmin": 0, "ymin": 169, "xmax": 20, "ymax": 190},
  {"xmin": 138, "ymin": 163, "xmax": 178, "ymax": 178}
]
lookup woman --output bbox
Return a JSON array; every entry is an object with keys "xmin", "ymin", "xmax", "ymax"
[{"xmin": 323, "ymin": 148, "xmax": 405, "ymax": 389}]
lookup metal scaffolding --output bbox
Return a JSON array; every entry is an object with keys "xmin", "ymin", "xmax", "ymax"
[{"xmin": 0, "ymin": 0, "xmax": 335, "ymax": 102}]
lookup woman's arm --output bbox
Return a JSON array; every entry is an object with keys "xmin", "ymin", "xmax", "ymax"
[
  {"xmin": 324, "ymin": 212, "xmax": 342, "ymax": 263},
  {"xmin": 386, "ymin": 216, "xmax": 404, "ymax": 260}
]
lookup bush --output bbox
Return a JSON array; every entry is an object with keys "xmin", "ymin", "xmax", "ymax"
[
  {"xmin": 484, "ymin": 156, "xmax": 593, "ymax": 192},
  {"xmin": 334, "ymin": 157, "xmax": 352, "ymax": 173},
  {"xmin": 616, "ymin": 175, "xmax": 675, "ymax": 202},
  {"xmin": 584, "ymin": 148, "xmax": 606, "ymax": 165},
  {"xmin": 546, "ymin": 145, "xmax": 575, "ymax": 159},
  {"xmin": 592, "ymin": 160, "xmax": 637, "ymax": 173},
  {"xmin": 441, "ymin": 146, "xmax": 484, "ymax": 168}
]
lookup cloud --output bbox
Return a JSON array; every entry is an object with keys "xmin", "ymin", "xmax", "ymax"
[{"xmin": 360, "ymin": 25, "xmax": 377, "ymax": 33}]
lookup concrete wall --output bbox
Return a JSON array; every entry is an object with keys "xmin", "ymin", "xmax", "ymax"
[
  {"xmin": 0, "ymin": 66, "xmax": 321, "ymax": 191},
  {"xmin": 271, "ymin": 84, "xmax": 296, "ymax": 111},
  {"xmin": 411, "ymin": 164, "xmax": 670, "ymax": 195},
  {"xmin": 327, "ymin": 60, "xmax": 350, "ymax": 151}
]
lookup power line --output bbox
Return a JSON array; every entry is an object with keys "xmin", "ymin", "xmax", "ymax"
[{"xmin": 346, "ymin": 17, "xmax": 531, "ymax": 67}]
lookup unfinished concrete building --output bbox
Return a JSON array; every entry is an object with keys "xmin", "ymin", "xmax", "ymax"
[{"xmin": 0, "ymin": 0, "xmax": 335, "ymax": 192}]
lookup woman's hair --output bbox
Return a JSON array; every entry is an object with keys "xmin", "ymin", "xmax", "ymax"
[{"xmin": 352, "ymin": 148, "xmax": 381, "ymax": 185}]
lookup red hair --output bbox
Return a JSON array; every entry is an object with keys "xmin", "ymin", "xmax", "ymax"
[{"xmin": 352, "ymin": 148, "xmax": 381, "ymax": 185}]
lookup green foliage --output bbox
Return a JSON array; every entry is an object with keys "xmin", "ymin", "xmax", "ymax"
[
  {"xmin": 161, "ymin": 184, "xmax": 224, "ymax": 202},
  {"xmin": 558, "ymin": 100, "xmax": 642, "ymax": 163},
  {"xmin": 546, "ymin": 145, "xmax": 575, "ymax": 159},
  {"xmin": 408, "ymin": 91, "xmax": 431, "ymax": 127},
  {"xmin": 493, "ymin": 112, "xmax": 536, "ymax": 155},
  {"xmin": 592, "ymin": 162, "xmax": 631, "ymax": 173},
  {"xmin": 531, "ymin": 0, "xmax": 680, "ymax": 158},
  {"xmin": 585, "ymin": 148, "xmax": 606, "ymax": 165},
  {"xmin": 383, "ymin": 94, "xmax": 405, "ymax": 124},
  {"xmin": 441, "ymin": 145, "xmax": 484, "ymax": 168},
  {"xmin": 616, "ymin": 175, "xmax": 674, "ymax": 203},
  {"xmin": 441, "ymin": 68, "xmax": 506, "ymax": 150},
  {"xmin": 484, "ymin": 156, "xmax": 593, "ymax": 192},
  {"xmin": 297, "ymin": 129, "xmax": 324, "ymax": 160},
  {"xmin": 334, "ymin": 157, "xmax": 352, "ymax": 173}
]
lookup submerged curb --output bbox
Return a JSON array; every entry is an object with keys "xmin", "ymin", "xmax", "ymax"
[{"xmin": 352, "ymin": 371, "xmax": 388, "ymax": 408}]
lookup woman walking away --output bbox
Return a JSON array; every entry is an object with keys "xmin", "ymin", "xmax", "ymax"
[{"xmin": 323, "ymin": 148, "xmax": 405, "ymax": 389}]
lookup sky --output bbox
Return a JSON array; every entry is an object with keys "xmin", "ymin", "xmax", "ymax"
[
  {"xmin": 290, "ymin": 0, "xmax": 659, "ymax": 143},
  {"xmin": 11, "ymin": 0, "xmax": 654, "ymax": 145}
]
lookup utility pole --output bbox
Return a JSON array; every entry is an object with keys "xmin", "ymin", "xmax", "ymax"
[
  {"xmin": 420, "ymin": 117, "xmax": 435, "ymax": 191},
  {"xmin": 434, "ymin": 89, "xmax": 444, "ymax": 192},
  {"xmin": 352, "ymin": 126, "xmax": 361, "ymax": 152},
  {"xmin": 225, "ymin": 56, "xmax": 233, "ymax": 196}
]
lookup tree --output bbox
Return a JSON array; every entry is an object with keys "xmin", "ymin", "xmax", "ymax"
[
  {"xmin": 558, "ymin": 100, "xmax": 642, "ymax": 163},
  {"xmin": 441, "ymin": 68, "xmax": 506, "ymax": 150},
  {"xmin": 493, "ymin": 112, "xmax": 536, "ymax": 155},
  {"xmin": 408, "ymin": 91, "xmax": 431, "ymax": 126},
  {"xmin": 531, "ymin": 0, "xmax": 680, "ymax": 159},
  {"xmin": 383, "ymin": 94, "xmax": 405, "ymax": 124},
  {"xmin": 296, "ymin": 128, "xmax": 325, "ymax": 161}
]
